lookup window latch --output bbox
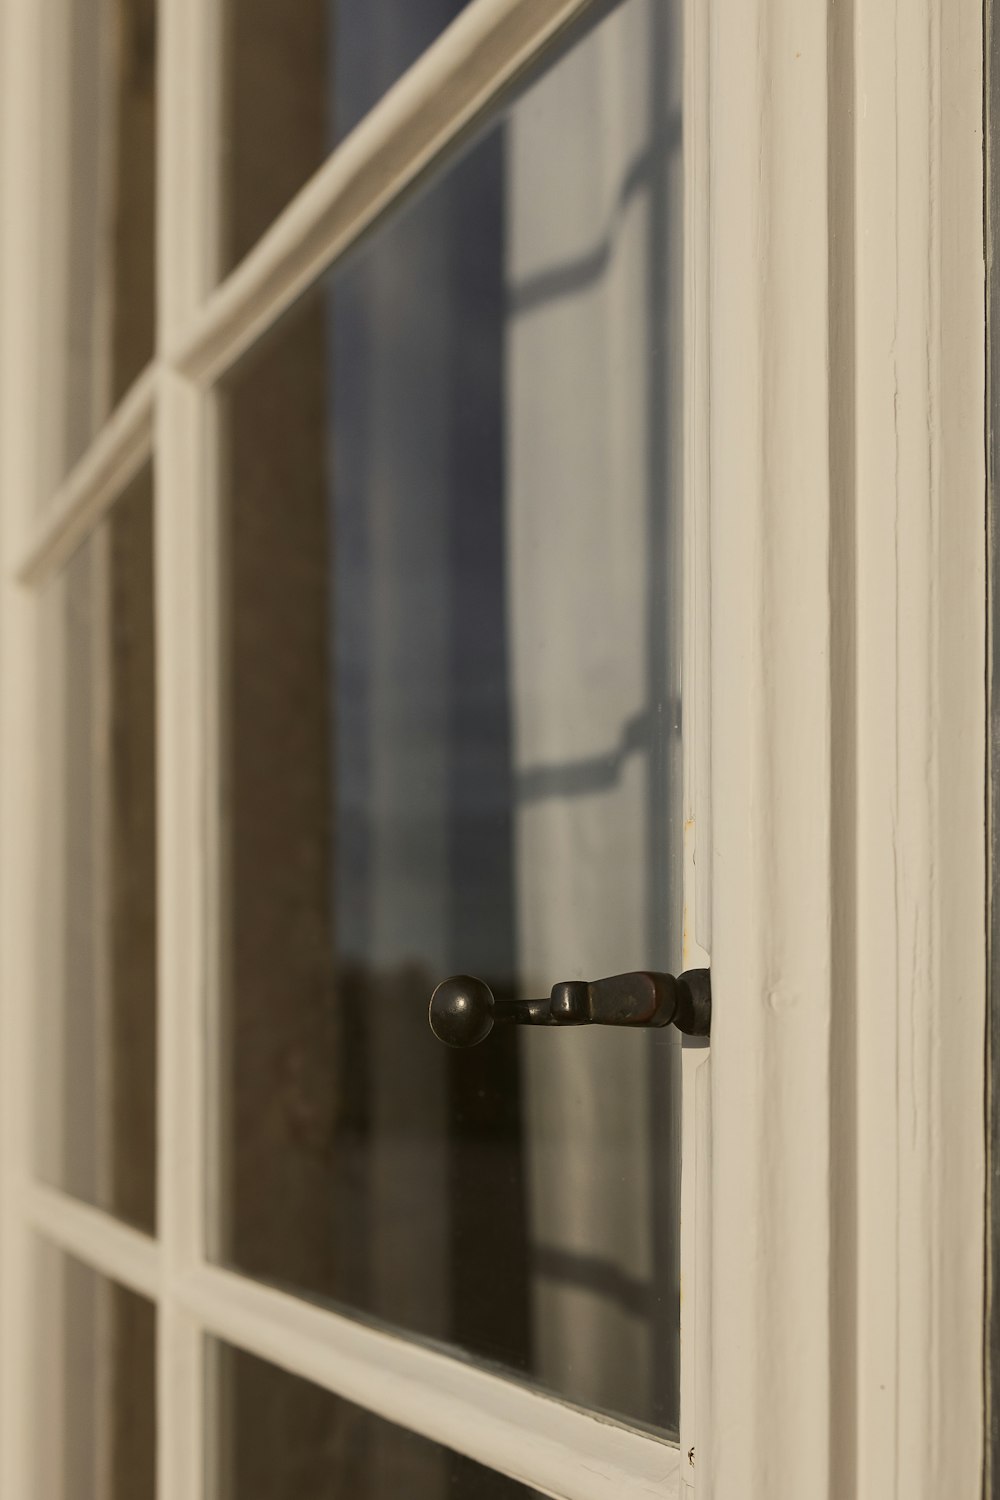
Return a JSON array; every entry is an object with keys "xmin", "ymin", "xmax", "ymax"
[{"xmin": 428, "ymin": 968, "xmax": 711, "ymax": 1048}]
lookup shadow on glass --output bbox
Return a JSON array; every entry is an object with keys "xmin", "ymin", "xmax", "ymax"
[{"xmin": 215, "ymin": 0, "xmax": 683, "ymax": 1437}]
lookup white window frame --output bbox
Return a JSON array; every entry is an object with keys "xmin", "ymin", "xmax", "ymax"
[
  {"xmin": 701, "ymin": 0, "xmax": 986, "ymax": 1495},
  {"xmin": 0, "ymin": 0, "xmax": 987, "ymax": 1498}
]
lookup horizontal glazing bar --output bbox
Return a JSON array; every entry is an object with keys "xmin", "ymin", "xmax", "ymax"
[
  {"xmin": 16, "ymin": 365, "xmax": 156, "ymax": 587},
  {"xmin": 24, "ymin": 1181, "xmax": 160, "ymax": 1300}
]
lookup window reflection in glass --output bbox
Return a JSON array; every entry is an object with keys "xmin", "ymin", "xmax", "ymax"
[{"xmin": 217, "ymin": 0, "xmax": 683, "ymax": 1434}]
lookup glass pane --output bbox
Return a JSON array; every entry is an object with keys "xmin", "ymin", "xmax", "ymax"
[
  {"xmin": 36, "ymin": 467, "xmax": 158, "ymax": 1233},
  {"xmin": 216, "ymin": 0, "xmax": 682, "ymax": 1435},
  {"xmin": 211, "ymin": 1341, "xmax": 548, "ymax": 1499},
  {"xmin": 39, "ymin": 0, "xmax": 156, "ymax": 491},
  {"xmin": 219, "ymin": 0, "xmax": 473, "ymax": 275},
  {"xmin": 33, "ymin": 1244, "xmax": 156, "ymax": 1500}
]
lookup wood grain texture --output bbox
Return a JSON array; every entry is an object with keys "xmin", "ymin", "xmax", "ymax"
[{"xmin": 707, "ymin": 0, "xmax": 986, "ymax": 1495}]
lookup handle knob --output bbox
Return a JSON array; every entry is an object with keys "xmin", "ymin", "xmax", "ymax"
[
  {"xmin": 429, "ymin": 968, "xmax": 711, "ymax": 1047},
  {"xmin": 426, "ymin": 974, "xmax": 497, "ymax": 1048}
]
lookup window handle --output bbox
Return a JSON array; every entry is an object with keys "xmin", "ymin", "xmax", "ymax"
[{"xmin": 428, "ymin": 968, "xmax": 711, "ymax": 1048}]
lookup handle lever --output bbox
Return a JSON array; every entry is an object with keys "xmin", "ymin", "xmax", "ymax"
[{"xmin": 429, "ymin": 968, "xmax": 711, "ymax": 1048}]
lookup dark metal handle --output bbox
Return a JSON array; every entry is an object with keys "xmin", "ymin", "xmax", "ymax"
[{"xmin": 429, "ymin": 968, "xmax": 711, "ymax": 1048}]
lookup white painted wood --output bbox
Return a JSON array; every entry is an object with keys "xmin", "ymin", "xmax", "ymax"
[
  {"xmin": 706, "ymin": 8, "xmax": 843, "ymax": 1494},
  {"xmin": 16, "ymin": 363, "xmax": 156, "ymax": 586},
  {"xmin": 682, "ymin": 0, "xmax": 711, "ymax": 958},
  {"xmin": 88, "ymin": 529, "xmax": 116, "ymax": 1218},
  {"xmin": 852, "ymin": 0, "xmax": 986, "ymax": 1494},
  {"xmin": 23, "ymin": 1183, "xmax": 160, "ymax": 1301},
  {"xmin": 168, "ymin": 0, "xmax": 604, "ymax": 385},
  {"xmin": 159, "ymin": 0, "xmax": 224, "ymax": 333},
  {"xmin": 679, "ymin": 1, "xmax": 712, "ymax": 1480},
  {"xmin": 175, "ymin": 1260, "xmax": 682, "ymax": 1500},
  {"xmin": 706, "ymin": 1, "xmax": 986, "ymax": 1498},
  {"xmin": 197, "ymin": 386, "xmax": 228, "ymax": 1275},
  {"xmin": 692, "ymin": 1057, "xmax": 712, "ymax": 1491},
  {"xmin": 678, "ymin": 1041, "xmax": 709, "ymax": 1493},
  {"xmin": 0, "ymin": 4, "xmax": 55, "ymax": 1499},
  {"xmin": 154, "ymin": 370, "xmax": 212, "ymax": 1500},
  {"xmin": 154, "ymin": 0, "xmax": 228, "ymax": 1489}
]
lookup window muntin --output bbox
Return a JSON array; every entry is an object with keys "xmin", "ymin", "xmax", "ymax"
[
  {"xmin": 218, "ymin": 0, "xmax": 474, "ymax": 276},
  {"xmin": 212, "ymin": 1340, "xmax": 550, "ymax": 1499}
]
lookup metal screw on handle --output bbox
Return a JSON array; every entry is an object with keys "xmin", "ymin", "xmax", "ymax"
[{"xmin": 428, "ymin": 968, "xmax": 711, "ymax": 1048}]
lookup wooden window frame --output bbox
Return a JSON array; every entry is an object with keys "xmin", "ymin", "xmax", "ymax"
[
  {"xmin": 0, "ymin": 0, "xmax": 987, "ymax": 1497},
  {"xmin": 703, "ymin": 0, "xmax": 986, "ymax": 1494}
]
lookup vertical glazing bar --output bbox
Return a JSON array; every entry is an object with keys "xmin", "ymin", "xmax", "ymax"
[
  {"xmin": 986, "ymin": 3, "xmax": 1000, "ymax": 1490},
  {"xmin": 679, "ymin": 0, "xmax": 712, "ymax": 1480},
  {"xmin": 0, "ymin": 2, "xmax": 51, "ymax": 1495},
  {"xmin": 682, "ymin": 0, "xmax": 712, "ymax": 957},
  {"xmin": 157, "ymin": 0, "xmax": 224, "ymax": 1491},
  {"xmin": 155, "ymin": 373, "xmax": 211, "ymax": 1500}
]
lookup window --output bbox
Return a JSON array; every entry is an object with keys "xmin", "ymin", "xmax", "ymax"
[
  {"xmin": 0, "ymin": 0, "xmax": 702, "ymax": 1494},
  {"xmin": 0, "ymin": 0, "xmax": 987, "ymax": 1496}
]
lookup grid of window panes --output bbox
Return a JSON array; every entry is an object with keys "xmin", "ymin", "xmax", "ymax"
[{"xmin": 25, "ymin": 0, "xmax": 685, "ymax": 1493}]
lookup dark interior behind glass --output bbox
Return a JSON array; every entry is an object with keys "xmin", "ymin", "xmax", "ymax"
[{"xmin": 217, "ymin": 0, "xmax": 683, "ymax": 1438}]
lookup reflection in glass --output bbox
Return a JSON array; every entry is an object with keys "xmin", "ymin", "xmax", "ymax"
[
  {"xmin": 212, "ymin": 1341, "xmax": 547, "ymax": 1500},
  {"xmin": 217, "ymin": 0, "xmax": 682, "ymax": 1433},
  {"xmin": 40, "ymin": 0, "xmax": 156, "ymax": 489},
  {"xmin": 36, "ymin": 467, "xmax": 158, "ymax": 1233},
  {"xmin": 33, "ymin": 1244, "xmax": 156, "ymax": 1500},
  {"xmin": 220, "ymin": 0, "xmax": 472, "ymax": 274}
]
